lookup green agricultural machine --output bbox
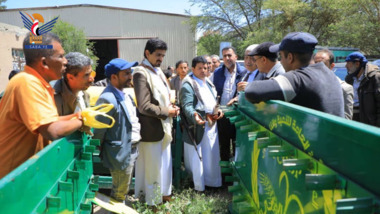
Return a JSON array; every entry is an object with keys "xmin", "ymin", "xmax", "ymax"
[
  {"xmin": 0, "ymin": 132, "xmax": 100, "ymax": 214},
  {"xmin": 221, "ymin": 93, "xmax": 380, "ymax": 214},
  {"xmin": 1, "ymin": 92, "xmax": 379, "ymax": 214}
]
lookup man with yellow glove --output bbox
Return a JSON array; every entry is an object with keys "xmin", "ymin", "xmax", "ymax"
[{"xmin": 93, "ymin": 58, "xmax": 141, "ymax": 204}]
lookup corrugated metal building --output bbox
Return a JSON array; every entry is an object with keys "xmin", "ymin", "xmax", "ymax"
[
  {"xmin": 0, "ymin": 23, "xmax": 28, "ymax": 92},
  {"xmin": 0, "ymin": 4, "xmax": 196, "ymax": 81}
]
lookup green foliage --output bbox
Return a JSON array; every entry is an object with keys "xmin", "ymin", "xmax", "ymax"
[
  {"xmin": 0, "ymin": 0, "xmax": 6, "ymax": 9},
  {"xmin": 132, "ymin": 188, "xmax": 230, "ymax": 214},
  {"xmin": 52, "ymin": 20, "xmax": 98, "ymax": 69},
  {"xmin": 197, "ymin": 32, "xmax": 224, "ymax": 56},
  {"xmin": 192, "ymin": 0, "xmax": 380, "ymax": 55}
]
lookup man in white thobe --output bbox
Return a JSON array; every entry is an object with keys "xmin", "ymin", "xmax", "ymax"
[{"xmin": 180, "ymin": 56, "xmax": 224, "ymax": 191}]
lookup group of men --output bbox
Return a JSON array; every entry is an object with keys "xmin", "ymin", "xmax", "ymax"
[
  {"xmin": 0, "ymin": 32, "xmax": 177, "ymax": 208},
  {"xmin": 0, "ymin": 30, "xmax": 379, "ymax": 211}
]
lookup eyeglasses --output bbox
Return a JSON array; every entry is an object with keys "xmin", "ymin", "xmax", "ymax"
[{"xmin": 252, "ymin": 56, "xmax": 262, "ymax": 62}]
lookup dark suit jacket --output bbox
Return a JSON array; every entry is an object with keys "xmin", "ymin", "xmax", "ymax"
[
  {"xmin": 170, "ymin": 75, "xmax": 181, "ymax": 92},
  {"xmin": 133, "ymin": 66, "xmax": 169, "ymax": 142},
  {"xmin": 93, "ymin": 85, "xmax": 133, "ymax": 170}
]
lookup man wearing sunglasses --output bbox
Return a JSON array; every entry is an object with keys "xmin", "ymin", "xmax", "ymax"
[{"xmin": 52, "ymin": 52, "xmax": 95, "ymax": 116}]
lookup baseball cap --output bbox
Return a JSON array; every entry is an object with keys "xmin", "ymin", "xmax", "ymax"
[
  {"xmin": 269, "ymin": 32, "xmax": 318, "ymax": 53},
  {"xmin": 105, "ymin": 58, "xmax": 138, "ymax": 78},
  {"xmin": 248, "ymin": 42, "xmax": 278, "ymax": 59},
  {"xmin": 345, "ymin": 52, "xmax": 368, "ymax": 63}
]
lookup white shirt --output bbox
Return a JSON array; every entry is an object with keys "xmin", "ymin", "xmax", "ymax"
[
  {"xmin": 193, "ymin": 75, "xmax": 216, "ymax": 114},
  {"xmin": 352, "ymin": 73, "xmax": 364, "ymax": 107},
  {"xmin": 74, "ymin": 91, "xmax": 87, "ymax": 113},
  {"xmin": 220, "ymin": 66, "xmax": 236, "ymax": 105},
  {"xmin": 124, "ymin": 94, "xmax": 141, "ymax": 143},
  {"xmin": 242, "ymin": 69, "xmax": 258, "ymax": 83}
]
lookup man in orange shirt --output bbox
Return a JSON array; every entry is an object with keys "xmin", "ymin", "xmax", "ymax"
[{"xmin": 0, "ymin": 32, "xmax": 84, "ymax": 178}]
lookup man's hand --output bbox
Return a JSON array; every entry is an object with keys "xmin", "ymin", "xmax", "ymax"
[
  {"xmin": 237, "ymin": 81, "xmax": 248, "ymax": 92},
  {"xmin": 80, "ymin": 125, "xmax": 93, "ymax": 136},
  {"xmin": 213, "ymin": 109, "xmax": 224, "ymax": 120},
  {"xmin": 227, "ymin": 97, "xmax": 238, "ymax": 106},
  {"xmin": 168, "ymin": 105, "xmax": 180, "ymax": 117},
  {"xmin": 194, "ymin": 112, "xmax": 205, "ymax": 125}
]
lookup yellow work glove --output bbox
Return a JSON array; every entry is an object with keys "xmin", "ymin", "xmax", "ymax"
[{"xmin": 81, "ymin": 104, "xmax": 116, "ymax": 128}]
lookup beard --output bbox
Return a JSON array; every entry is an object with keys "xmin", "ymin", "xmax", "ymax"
[
  {"xmin": 124, "ymin": 80, "xmax": 132, "ymax": 88},
  {"xmin": 347, "ymin": 65, "xmax": 360, "ymax": 74},
  {"xmin": 125, "ymin": 81, "xmax": 133, "ymax": 88}
]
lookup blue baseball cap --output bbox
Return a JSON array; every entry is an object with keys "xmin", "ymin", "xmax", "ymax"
[
  {"xmin": 269, "ymin": 32, "xmax": 318, "ymax": 53},
  {"xmin": 345, "ymin": 52, "xmax": 368, "ymax": 63},
  {"xmin": 105, "ymin": 58, "xmax": 138, "ymax": 78}
]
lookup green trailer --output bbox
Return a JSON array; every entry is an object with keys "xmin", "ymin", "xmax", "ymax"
[
  {"xmin": 0, "ymin": 132, "xmax": 100, "ymax": 214},
  {"xmin": 1, "ymin": 91, "xmax": 380, "ymax": 213},
  {"xmin": 222, "ymin": 93, "xmax": 380, "ymax": 214}
]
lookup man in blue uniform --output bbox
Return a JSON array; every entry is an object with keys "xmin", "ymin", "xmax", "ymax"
[{"xmin": 245, "ymin": 32, "xmax": 344, "ymax": 117}]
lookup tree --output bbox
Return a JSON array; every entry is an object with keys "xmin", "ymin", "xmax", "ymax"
[
  {"xmin": 52, "ymin": 20, "xmax": 98, "ymax": 69},
  {"xmin": 0, "ymin": 0, "xmax": 6, "ymax": 9},
  {"xmin": 197, "ymin": 31, "xmax": 224, "ymax": 56},
  {"xmin": 191, "ymin": 0, "xmax": 380, "ymax": 56},
  {"xmin": 188, "ymin": 0, "xmax": 264, "ymax": 40},
  {"xmin": 328, "ymin": 0, "xmax": 380, "ymax": 54}
]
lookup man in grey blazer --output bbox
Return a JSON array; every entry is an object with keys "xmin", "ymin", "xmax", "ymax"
[
  {"xmin": 314, "ymin": 49, "xmax": 354, "ymax": 119},
  {"xmin": 170, "ymin": 60, "xmax": 189, "ymax": 93},
  {"xmin": 93, "ymin": 58, "xmax": 140, "ymax": 203},
  {"xmin": 248, "ymin": 42, "xmax": 285, "ymax": 80}
]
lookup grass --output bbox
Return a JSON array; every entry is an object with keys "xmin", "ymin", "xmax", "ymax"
[{"xmin": 131, "ymin": 180, "xmax": 231, "ymax": 214}]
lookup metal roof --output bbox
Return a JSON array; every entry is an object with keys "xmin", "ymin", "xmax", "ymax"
[{"xmin": 0, "ymin": 4, "xmax": 190, "ymax": 18}]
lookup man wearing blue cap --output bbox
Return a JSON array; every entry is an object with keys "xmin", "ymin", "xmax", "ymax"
[
  {"xmin": 93, "ymin": 58, "xmax": 141, "ymax": 203},
  {"xmin": 345, "ymin": 52, "xmax": 380, "ymax": 126},
  {"xmin": 245, "ymin": 32, "xmax": 344, "ymax": 117}
]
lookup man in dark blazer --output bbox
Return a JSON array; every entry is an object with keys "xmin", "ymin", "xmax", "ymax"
[
  {"xmin": 170, "ymin": 60, "xmax": 189, "ymax": 98},
  {"xmin": 132, "ymin": 38, "xmax": 180, "ymax": 206},
  {"xmin": 212, "ymin": 46, "xmax": 247, "ymax": 167},
  {"xmin": 93, "ymin": 58, "xmax": 140, "ymax": 203}
]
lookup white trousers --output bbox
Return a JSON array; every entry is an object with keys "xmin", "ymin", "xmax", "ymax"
[
  {"xmin": 184, "ymin": 122, "xmax": 222, "ymax": 191},
  {"xmin": 134, "ymin": 139, "xmax": 172, "ymax": 205}
]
